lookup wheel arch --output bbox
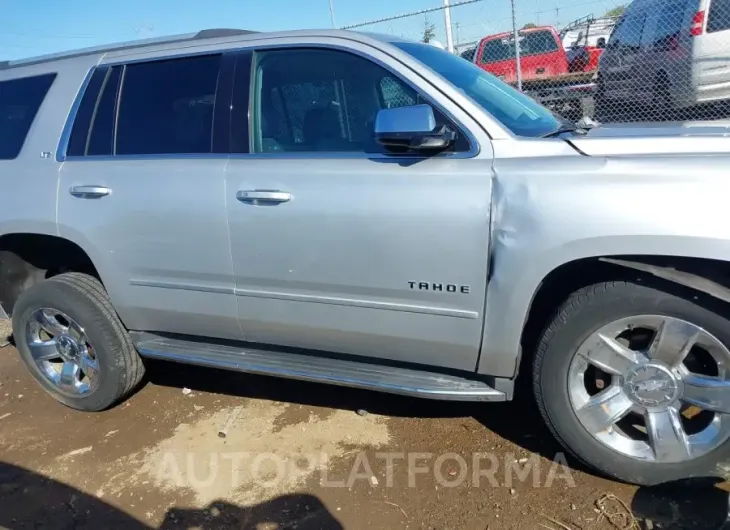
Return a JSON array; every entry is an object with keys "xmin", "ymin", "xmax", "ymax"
[
  {"xmin": 0, "ymin": 232, "xmax": 109, "ymax": 318},
  {"xmin": 478, "ymin": 234, "xmax": 730, "ymax": 380}
]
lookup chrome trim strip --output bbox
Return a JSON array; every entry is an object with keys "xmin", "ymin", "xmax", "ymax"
[
  {"xmin": 129, "ymin": 279, "xmax": 234, "ymax": 295},
  {"xmin": 56, "ymin": 67, "xmax": 95, "ymax": 162},
  {"xmin": 234, "ymin": 287, "xmax": 479, "ymax": 319},
  {"xmin": 128, "ymin": 279, "xmax": 478, "ymax": 319}
]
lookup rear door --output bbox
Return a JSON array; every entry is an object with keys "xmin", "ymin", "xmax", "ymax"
[
  {"xmin": 224, "ymin": 43, "xmax": 494, "ymax": 372},
  {"xmin": 57, "ymin": 53, "xmax": 241, "ymax": 340}
]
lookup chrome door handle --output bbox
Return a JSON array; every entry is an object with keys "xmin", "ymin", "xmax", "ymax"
[
  {"xmin": 69, "ymin": 186, "xmax": 111, "ymax": 198},
  {"xmin": 236, "ymin": 190, "xmax": 291, "ymax": 204}
]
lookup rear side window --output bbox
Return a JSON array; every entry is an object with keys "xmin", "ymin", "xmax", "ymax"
[
  {"xmin": 0, "ymin": 73, "xmax": 56, "ymax": 160},
  {"xmin": 67, "ymin": 66, "xmax": 122, "ymax": 157},
  {"xmin": 708, "ymin": 0, "xmax": 730, "ymax": 33},
  {"xmin": 116, "ymin": 54, "xmax": 221, "ymax": 155}
]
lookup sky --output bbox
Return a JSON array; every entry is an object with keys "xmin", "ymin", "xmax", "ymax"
[{"xmin": 0, "ymin": 0, "xmax": 624, "ymax": 61}]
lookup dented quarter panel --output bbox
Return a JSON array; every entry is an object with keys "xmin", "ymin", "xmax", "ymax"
[{"xmin": 478, "ymin": 151, "xmax": 730, "ymax": 377}]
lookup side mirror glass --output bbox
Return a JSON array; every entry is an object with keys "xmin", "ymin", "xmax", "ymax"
[{"xmin": 374, "ymin": 104, "xmax": 455, "ymax": 151}]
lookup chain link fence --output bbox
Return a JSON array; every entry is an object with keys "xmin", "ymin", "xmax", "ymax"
[{"xmin": 345, "ymin": 0, "xmax": 730, "ymax": 125}]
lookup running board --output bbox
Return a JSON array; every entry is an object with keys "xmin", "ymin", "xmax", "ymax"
[{"xmin": 131, "ymin": 332, "xmax": 506, "ymax": 402}]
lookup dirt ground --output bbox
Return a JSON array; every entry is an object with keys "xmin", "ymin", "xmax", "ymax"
[{"xmin": 1, "ymin": 343, "xmax": 730, "ymax": 530}]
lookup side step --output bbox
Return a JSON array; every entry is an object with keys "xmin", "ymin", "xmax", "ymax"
[{"xmin": 131, "ymin": 332, "xmax": 506, "ymax": 402}]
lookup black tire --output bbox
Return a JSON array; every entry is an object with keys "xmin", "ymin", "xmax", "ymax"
[
  {"xmin": 12, "ymin": 272, "xmax": 145, "ymax": 411},
  {"xmin": 533, "ymin": 280, "xmax": 730, "ymax": 486}
]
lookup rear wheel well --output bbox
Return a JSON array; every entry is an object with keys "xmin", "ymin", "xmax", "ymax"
[
  {"xmin": 0, "ymin": 234, "xmax": 99, "ymax": 317},
  {"xmin": 519, "ymin": 256, "xmax": 730, "ymax": 382}
]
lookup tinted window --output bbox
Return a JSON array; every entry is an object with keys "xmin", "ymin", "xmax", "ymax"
[
  {"xmin": 67, "ymin": 68, "xmax": 107, "ymax": 156},
  {"xmin": 116, "ymin": 55, "xmax": 221, "ymax": 155},
  {"xmin": 0, "ymin": 73, "xmax": 55, "ymax": 160},
  {"xmin": 480, "ymin": 30, "xmax": 559, "ymax": 64},
  {"xmin": 251, "ymin": 48, "xmax": 469, "ymax": 154},
  {"xmin": 654, "ymin": 0, "xmax": 688, "ymax": 43},
  {"xmin": 395, "ymin": 42, "xmax": 562, "ymax": 138},
  {"xmin": 67, "ymin": 66, "xmax": 121, "ymax": 157},
  {"xmin": 708, "ymin": 0, "xmax": 730, "ymax": 33},
  {"xmin": 609, "ymin": 11, "xmax": 647, "ymax": 48}
]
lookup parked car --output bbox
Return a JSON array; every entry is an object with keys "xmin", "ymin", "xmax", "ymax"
[
  {"xmin": 473, "ymin": 25, "xmax": 600, "ymax": 120},
  {"xmin": 597, "ymin": 0, "xmax": 730, "ymax": 118},
  {"xmin": 3, "ymin": 28, "xmax": 730, "ymax": 488},
  {"xmin": 474, "ymin": 26, "xmax": 569, "ymax": 83}
]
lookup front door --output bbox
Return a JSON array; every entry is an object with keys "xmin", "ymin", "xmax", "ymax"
[
  {"xmin": 58, "ymin": 53, "xmax": 241, "ymax": 340},
  {"xmin": 224, "ymin": 46, "xmax": 493, "ymax": 371}
]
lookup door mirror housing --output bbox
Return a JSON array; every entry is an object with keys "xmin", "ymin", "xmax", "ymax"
[{"xmin": 374, "ymin": 104, "xmax": 456, "ymax": 151}]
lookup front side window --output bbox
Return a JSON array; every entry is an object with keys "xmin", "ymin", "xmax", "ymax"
[
  {"xmin": 0, "ymin": 73, "xmax": 56, "ymax": 160},
  {"xmin": 250, "ymin": 48, "xmax": 469, "ymax": 154},
  {"xmin": 394, "ymin": 41, "xmax": 561, "ymax": 138},
  {"xmin": 115, "ymin": 54, "xmax": 221, "ymax": 155}
]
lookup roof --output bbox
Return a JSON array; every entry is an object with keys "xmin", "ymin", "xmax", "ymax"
[
  {"xmin": 480, "ymin": 26, "xmax": 557, "ymax": 42},
  {"xmin": 0, "ymin": 28, "xmax": 257, "ymax": 71}
]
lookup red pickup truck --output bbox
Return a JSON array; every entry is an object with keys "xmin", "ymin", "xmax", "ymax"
[
  {"xmin": 474, "ymin": 26, "xmax": 570, "ymax": 84},
  {"xmin": 472, "ymin": 19, "xmax": 617, "ymax": 120}
]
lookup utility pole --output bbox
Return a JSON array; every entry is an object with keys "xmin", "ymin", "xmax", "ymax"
[
  {"xmin": 510, "ymin": 0, "xmax": 523, "ymax": 91},
  {"xmin": 443, "ymin": 0, "xmax": 455, "ymax": 53},
  {"xmin": 455, "ymin": 22, "xmax": 461, "ymax": 47},
  {"xmin": 329, "ymin": 0, "xmax": 337, "ymax": 28}
]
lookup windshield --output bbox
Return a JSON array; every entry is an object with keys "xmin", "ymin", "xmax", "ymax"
[{"xmin": 394, "ymin": 41, "xmax": 562, "ymax": 138}]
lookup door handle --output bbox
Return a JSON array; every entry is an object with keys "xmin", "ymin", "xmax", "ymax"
[
  {"xmin": 69, "ymin": 186, "xmax": 111, "ymax": 199},
  {"xmin": 236, "ymin": 190, "xmax": 291, "ymax": 204}
]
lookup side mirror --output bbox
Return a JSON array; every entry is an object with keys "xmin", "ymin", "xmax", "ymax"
[
  {"xmin": 597, "ymin": 37, "xmax": 607, "ymax": 49},
  {"xmin": 374, "ymin": 104, "xmax": 456, "ymax": 151}
]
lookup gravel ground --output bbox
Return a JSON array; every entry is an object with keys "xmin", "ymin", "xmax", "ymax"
[{"xmin": 1, "ymin": 342, "xmax": 730, "ymax": 530}]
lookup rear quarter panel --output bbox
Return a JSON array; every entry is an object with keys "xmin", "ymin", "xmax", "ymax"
[{"xmin": 478, "ymin": 150, "xmax": 730, "ymax": 378}]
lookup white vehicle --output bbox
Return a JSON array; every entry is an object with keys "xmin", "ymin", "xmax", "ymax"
[{"xmin": 598, "ymin": 0, "xmax": 730, "ymax": 115}]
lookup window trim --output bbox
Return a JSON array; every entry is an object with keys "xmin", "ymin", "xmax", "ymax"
[
  {"xmin": 57, "ymin": 43, "xmax": 480, "ymax": 161},
  {"xmin": 241, "ymin": 44, "xmax": 478, "ymax": 160}
]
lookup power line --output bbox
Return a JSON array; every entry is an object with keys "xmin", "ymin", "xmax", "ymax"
[{"xmin": 342, "ymin": 0, "xmax": 484, "ymax": 30}]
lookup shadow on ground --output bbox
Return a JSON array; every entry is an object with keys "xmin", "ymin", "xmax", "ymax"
[{"xmin": 0, "ymin": 462, "xmax": 342, "ymax": 530}]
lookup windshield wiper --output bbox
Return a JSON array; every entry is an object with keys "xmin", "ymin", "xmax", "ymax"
[
  {"xmin": 541, "ymin": 125, "xmax": 585, "ymax": 138},
  {"xmin": 542, "ymin": 116, "xmax": 599, "ymax": 138}
]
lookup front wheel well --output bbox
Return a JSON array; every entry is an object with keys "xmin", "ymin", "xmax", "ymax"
[
  {"xmin": 518, "ymin": 256, "xmax": 730, "ymax": 381},
  {"xmin": 0, "ymin": 234, "xmax": 99, "ymax": 317}
]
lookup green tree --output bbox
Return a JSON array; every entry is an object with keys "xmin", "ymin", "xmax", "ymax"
[
  {"xmin": 604, "ymin": 5, "xmax": 626, "ymax": 18},
  {"xmin": 422, "ymin": 19, "xmax": 436, "ymax": 43},
  {"xmin": 522, "ymin": 23, "xmax": 538, "ymax": 29}
]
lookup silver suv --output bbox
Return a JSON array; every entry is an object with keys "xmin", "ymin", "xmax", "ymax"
[{"xmin": 3, "ymin": 28, "xmax": 730, "ymax": 487}]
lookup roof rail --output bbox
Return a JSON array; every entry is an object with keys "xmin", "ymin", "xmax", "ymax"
[{"xmin": 0, "ymin": 28, "xmax": 257, "ymax": 71}]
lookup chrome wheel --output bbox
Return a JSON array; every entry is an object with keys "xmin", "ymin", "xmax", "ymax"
[
  {"xmin": 25, "ymin": 308, "xmax": 99, "ymax": 396},
  {"xmin": 568, "ymin": 315, "xmax": 730, "ymax": 463}
]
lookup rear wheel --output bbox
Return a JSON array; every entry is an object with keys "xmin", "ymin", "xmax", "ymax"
[
  {"xmin": 534, "ymin": 281, "xmax": 730, "ymax": 486},
  {"xmin": 12, "ymin": 273, "xmax": 145, "ymax": 411}
]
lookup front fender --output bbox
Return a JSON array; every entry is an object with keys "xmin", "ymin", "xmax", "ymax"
[{"xmin": 477, "ymin": 154, "xmax": 730, "ymax": 378}]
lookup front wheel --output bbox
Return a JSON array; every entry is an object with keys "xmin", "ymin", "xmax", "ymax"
[{"xmin": 534, "ymin": 281, "xmax": 730, "ymax": 486}]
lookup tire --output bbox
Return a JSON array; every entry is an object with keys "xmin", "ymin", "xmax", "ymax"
[
  {"xmin": 533, "ymin": 280, "xmax": 730, "ymax": 486},
  {"xmin": 12, "ymin": 272, "xmax": 144, "ymax": 411}
]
